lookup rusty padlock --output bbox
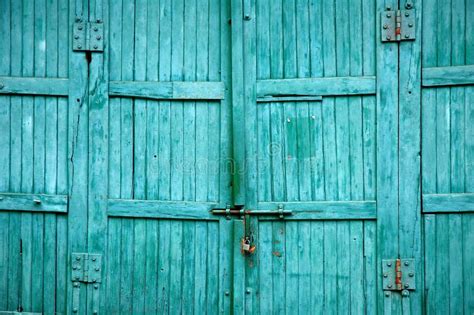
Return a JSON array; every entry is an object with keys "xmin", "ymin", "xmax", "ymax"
[{"xmin": 242, "ymin": 236, "xmax": 251, "ymax": 252}]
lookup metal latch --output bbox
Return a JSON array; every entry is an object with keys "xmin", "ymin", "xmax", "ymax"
[
  {"xmin": 211, "ymin": 205, "xmax": 292, "ymax": 219},
  {"xmin": 73, "ymin": 17, "xmax": 104, "ymax": 52},
  {"xmin": 71, "ymin": 253, "xmax": 102, "ymax": 283},
  {"xmin": 382, "ymin": 258, "xmax": 415, "ymax": 294},
  {"xmin": 381, "ymin": 8, "xmax": 416, "ymax": 42}
]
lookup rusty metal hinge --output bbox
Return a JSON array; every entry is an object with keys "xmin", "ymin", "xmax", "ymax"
[
  {"xmin": 382, "ymin": 258, "xmax": 416, "ymax": 296},
  {"xmin": 381, "ymin": 7, "xmax": 416, "ymax": 42},
  {"xmin": 73, "ymin": 17, "xmax": 104, "ymax": 52}
]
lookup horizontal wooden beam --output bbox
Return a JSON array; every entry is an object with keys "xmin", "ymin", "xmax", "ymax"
[
  {"xmin": 256, "ymin": 76, "xmax": 376, "ymax": 97},
  {"xmin": 107, "ymin": 199, "xmax": 218, "ymax": 220},
  {"xmin": 0, "ymin": 76, "xmax": 69, "ymax": 96},
  {"xmin": 109, "ymin": 81, "xmax": 225, "ymax": 100},
  {"xmin": 422, "ymin": 65, "xmax": 474, "ymax": 87},
  {"xmin": 0, "ymin": 193, "xmax": 68, "ymax": 213},
  {"xmin": 257, "ymin": 200, "xmax": 377, "ymax": 220},
  {"xmin": 423, "ymin": 193, "xmax": 474, "ymax": 213},
  {"xmin": 257, "ymin": 95, "xmax": 323, "ymax": 103}
]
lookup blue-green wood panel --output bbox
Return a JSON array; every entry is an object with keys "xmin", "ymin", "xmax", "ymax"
[
  {"xmin": 421, "ymin": 0, "xmax": 474, "ymax": 313},
  {"xmin": 0, "ymin": 0, "xmax": 69, "ymax": 313}
]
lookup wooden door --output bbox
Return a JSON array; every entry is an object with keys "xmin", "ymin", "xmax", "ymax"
[
  {"xmin": 0, "ymin": 0, "xmax": 71, "ymax": 313},
  {"xmin": 421, "ymin": 0, "xmax": 474, "ymax": 313},
  {"xmin": 231, "ymin": 0, "xmax": 424, "ymax": 313}
]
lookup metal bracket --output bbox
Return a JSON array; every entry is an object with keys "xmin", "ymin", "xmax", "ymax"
[
  {"xmin": 382, "ymin": 258, "xmax": 416, "ymax": 292},
  {"xmin": 71, "ymin": 252, "xmax": 102, "ymax": 283},
  {"xmin": 73, "ymin": 17, "xmax": 104, "ymax": 52},
  {"xmin": 381, "ymin": 9, "xmax": 416, "ymax": 42}
]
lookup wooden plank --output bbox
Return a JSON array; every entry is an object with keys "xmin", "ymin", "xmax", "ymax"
[
  {"xmin": 107, "ymin": 199, "xmax": 218, "ymax": 220},
  {"xmin": 0, "ymin": 76, "xmax": 68, "ymax": 96},
  {"xmin": 257, "ymin": 95, "xmax": 322, "ymax": 103},
  {"xmin": 423, "ymin": 193, "xmax": 474, "ymax": 212},
  {"xmin": 256, "ymin": 76, "xmax": 376, "ymax": 97},
  {"xmin": 422, "ymin": 65, "xmax": 474, "ymax": 87},
  {"xmin": 0, "ymin": 194, "xmax": 67, "ymax": 214},
  {"xmin": 109, "ymin": 80, "xmax": 225, "ymax": 100}
]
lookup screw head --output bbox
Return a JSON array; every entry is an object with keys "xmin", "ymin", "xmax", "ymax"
[
  {"xmin": 94, "ymin": 45, "xmax": 98, "ymax": 49},
  {"xmin": 402, "ymin": 290, "xmax": 410, "ymax": 297},
  {"xmin": 383, "ymin": 273, "xmax": 388, "ymax": 278},
  {"xmin": 386, "ymin": 6, "xmax": 391, "ymax": 10},
  {"xmin": 97, "ymin": 19, "xmax": 102, "ymax": 23},
  {"xmin": 405, "ymin": 34, "xmax": 410, "ymax": 39},
  {"xmin": 245, "ymin": 288, "xmax": 251, "ymax": 294},
  {"xmin": 405, "ymin": 12, "xmax": 410, "ymax": 17},
  {"xmin": 74, "ymin": 35, "xmax": 79, "ymax": 39},
  {"xmin": 387, "ymin": 262, "xmax": 392, "ymax": 267},
  {"xmin": 244, "ymin": 14, "xmax": 251, "ymax": 20},
  {"xmin": 409, "ymin": 23, "xmax": 413, "ymax": 27},
  {"xmin": 96, "ymin": 35, "xmax": 101, "ymax": 40},
  {"xmin": 287, "ymin": 118, "xmax": 291, "ymax": 123},
  {"xmin": 73, "ymin": 308, "xmax": 78, "ymax": 313},
  {"xmin": 388, "ymin": 284, "xmax": 392, "ymax": 288},
  {"xmin": 404, "ymin": 261, "xmax": 409, "ymax": 266},
  {"xmin": 386, "ymin": 13, "xmax": 392, "ymax": 18},
  {"xmin": 386, "ymin": 35, "xmax": 392, "ymax": 40},
  {"xmin": 311, "ymin": 115, "xmax": 316, "ymax": 120},
  {"xmin": 225, "ymin": 291, "xmax": 230, "ymax": 296},
  {"xmin": 92, "ymin": 257, "xmax": 97, "ymax": 261},
  {"xmin": 94, "ymin": 284, "xmax": 99, "ymax": 289},
  {"xmin": 383, "ymin": 24, "xmax": 388, "ymax": 29},
  {"xmin": 409, "ymin": 272, "xmax": 414, "ymax": 277},
  {"xmin": 385, "ymin": 292, "xmax": 390, "ymax": 297},
  {"xmin": 94, "ymin": 27, "xmax": 98, "ymax": 31},
  {"xmin": 404, "ymin": 284, "xmax": 410, "ymax": 288},
  {"xmin": 77, "ymin": 45, "xmax": 82, "ymax": 49},
  {"xmin": 95, "ymin": 267, "xmax": 100, "ymax": 271},
  {"xmin": 0, "ymin": 83, "xmax": 4, "ymax": 89},
  {"xmin": 78, "ymin": 26, "xmax": 83, "ymax": 30}
]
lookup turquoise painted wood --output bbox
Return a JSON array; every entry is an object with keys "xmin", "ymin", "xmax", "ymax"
[{"xmin": 0, "ymin": 0, "xmax": 473, "ymax": 314}]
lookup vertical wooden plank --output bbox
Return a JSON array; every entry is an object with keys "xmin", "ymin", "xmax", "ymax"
[
  {"xmin": 218, "ymin": 219, "xmax": 232, "ymax": 314},
  {"xmin": 434, "ymin": 215, "xmax": 449, "ymax": 314},
  {"xmin": 256, "ymin": 0, "xmax": 271, "ymax": 203},
  {"xmin": 183, "ymin": 0, "xmax": 197, "ymax": 203},
  {"xmin": 119, "ymin": 219, "xmax": 133, "ymax": 314},
  {"xmin": 158, "ymin": 0, "xmax": 171, "ymax": 202},
  {"xmin": 364, "ymin": 221, "xmax": 377, "ymax": 314},
  {"xmin": 32, "ymin": 0, "xmax": 48, "ymax": 311},
  {"xmin": 0, "ymin": 0, "xmax": 11, "ymax": 309},
  {"xmin": 194, "ymin": 222, "xmax": 208, "ymax": 315},
  {"xmin": 106, "ymin": 0, "xmax": 123, "ymax": 313},
  {"xmin": 169, "ymin": 221, "xmax": 183, "ymax": 315},
  {"xmin": 88, "ymin": 0, "xmax": 109, "ymax": 312},
  {"xmin": 323, "ymin": 222, "xmax": 337, "ymax": 312},
  {"xmin": 271, "ymin": 221, "xmax": 285, "ymax": 314},
  {"xmin": 55, "ymin": 1, "xmax": 71, "ymax": 313},
  {"xmin": 349, "ymin": 222, "xmax": 364, "ymax": 314},
  {"xmin": 399, "ymin": 0, "xmax": 423, "ymax": 313},
  {"xmin": 232, "ymin": 220, "xmax": 245, "ymax": 315},
  {"xmin": 231, "ymin": 0, "xmax": 246, "ymax": 205},
  {"xmin": 297, "ymin": 222, "xmax": 311, "ymax": 313},
  {"xmin": 195, "ymin": 0, "xmax": 210, "ymax": 203},
  {"xmin": 310, "ymin": 222, "xmax": 324, "ymax": 310},
  {"xmin": 336, "ymin": 222, "xmax": 350, "ymax": 312},
  {"xmin": 131, "ymin": 2, "xmax": 147, "ymax": 313},
  {"xmin": 181, "ymin": 222, "xmax": 195, "ymax": 314},
  {"xmin": 423, "ymin": 215, "xmax": 436, "ymax": 314},
  {"xmin": 43, "ymin": 0, "xmax": 59, "ymax": 312},
  {"xmin": 258, "ymin": 222, "xmax": 273, "ymax": 314},
  {"xmin": 206, "ymin": 222, "xmax": 219, "ymax": 314},
  {"xmin": 21, "ymin": 0, "xmax": 35, "ymax": 309},
  {"xmin": 376, "ymin": 0, "xmax": 400, "ymax": 312},
  {"xmin": 7, "ymin": 0, "xmax": 22, "ymax": 310},
  {"xmin": 170, "ymin": 0, "xmax": 185, "ymax": 204},
  {"xmin": 157, "ymin": 220, "xmax": 171, "ymax": 314},
  {"xmin": 208, "ymin": 0, "xmax": 221, "ymax": 204},
  {"xmin": 68, "ymin": 0, "xmax": 91, "ymax": 313}
]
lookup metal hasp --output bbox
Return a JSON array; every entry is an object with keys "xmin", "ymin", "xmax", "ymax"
[
  {"xmin": 381, "ymin": 8, "xmax": 416, "ymax": 42},
  {"xmin": 73, "ymin": 17, "xmax": 104, "ymax": 52},
  {"xmin": 382, "ymin": 258, "xmax": 416, "ymax": 295},
  {"xmin": 71, "ymin": 253, "xmax": 102, "ymax": 283}
]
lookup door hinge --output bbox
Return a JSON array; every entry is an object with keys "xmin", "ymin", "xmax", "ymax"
[
  {"xmin": 73, "ymin": 17, "xmax": 104, "ymax": 52},
  {"xmin": 71, "ymin": 253, "xmax": 102, "ymax": 314},
  {"xmin": 71, "ymin": 252, "xmax": 102, "ymax": 283},
  {"xmin": 381, "ymin": 8, "xmax": 416, "ymax": 42},
  {"xmin": 382, "ymin": 258, "xmax": 416, "ymax": 295}
]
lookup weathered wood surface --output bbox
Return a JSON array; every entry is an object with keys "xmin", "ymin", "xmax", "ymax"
[
  {"xmin": 0, "ymin": 193, "xmax": 68, "ymax": 213},
  {"xmin": 109, "ymin": 80, "xmax": 225, "ymax": 100},
  {"xmin": 422, "ymin": 65, "xmax": 474, "ymax": 86},
  {"xmin": 0, "ymin": 76, "xmax": 69, "ymax": 96}
]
